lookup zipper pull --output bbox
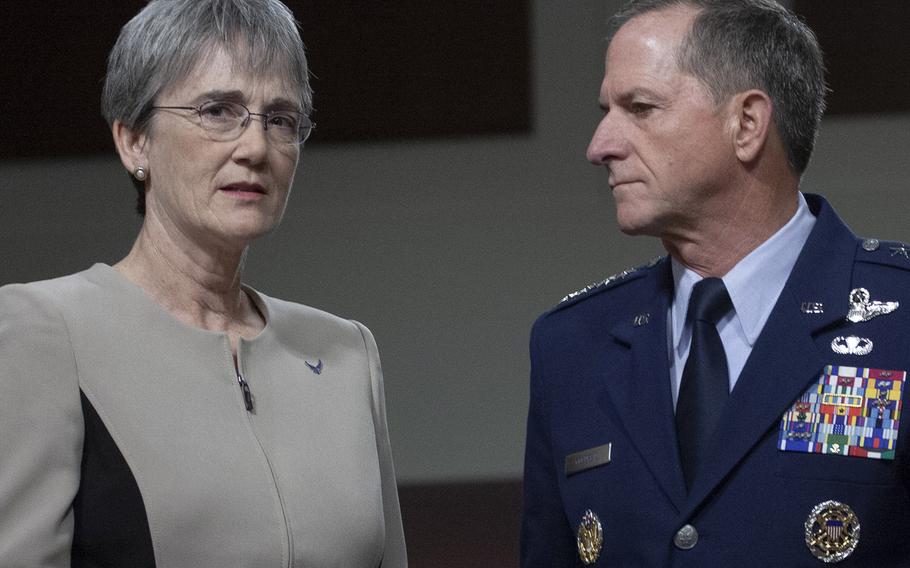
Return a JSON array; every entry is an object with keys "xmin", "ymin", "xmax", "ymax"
[{"xmin": 237, "ymin": 373, "xmax": 254, "ymax": 412}]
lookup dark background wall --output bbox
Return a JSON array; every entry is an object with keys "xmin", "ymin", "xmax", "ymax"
[
  {"xmin": 4, "ymin": 1, "xmax": 908, "ymax": 159},
  {"xmin": 0, "ymin": 1, "xmax": 531, "ymax": 158}
]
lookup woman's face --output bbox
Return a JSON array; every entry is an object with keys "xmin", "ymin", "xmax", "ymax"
[{"xmin": 141, "ymin": 47, "xmax": 301, "ymax": 250}]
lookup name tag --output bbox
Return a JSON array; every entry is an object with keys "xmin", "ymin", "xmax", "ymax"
[
  {"xmin": 565, "ymin": 443, "xmax": 612, "ymax": 476},
  {"xmin": 778, "ymin": 365, "xmax": 906, "ymax": 460}
]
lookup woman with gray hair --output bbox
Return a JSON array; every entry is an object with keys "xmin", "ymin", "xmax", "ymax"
[{"xmin": 0, "ymin": 1, "xmax": 406, "ymax": 566}]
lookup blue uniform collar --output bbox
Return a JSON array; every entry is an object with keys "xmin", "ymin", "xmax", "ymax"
[{"xmin": 670, "ymin": 192, "xmax": 817, "ymax": 354}]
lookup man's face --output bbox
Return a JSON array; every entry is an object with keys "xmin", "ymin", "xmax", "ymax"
[{"xmin": 587, "ymin": 6, "xmax": 738, "ymax": 239}]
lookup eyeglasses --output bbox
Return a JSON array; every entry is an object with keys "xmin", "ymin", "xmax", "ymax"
[{"xmin": 151, "ymin": 100, "xmax": 314, "ymax": 145}]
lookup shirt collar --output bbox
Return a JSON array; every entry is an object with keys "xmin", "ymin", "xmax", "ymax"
[{"xmin": 671, "ymin": 192, "xmax": 816, "ymax": 350}]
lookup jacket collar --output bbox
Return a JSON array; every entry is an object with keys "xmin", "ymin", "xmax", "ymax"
[{"xmin": 602, "ymin": 194, "xmax": 858, "ymax": 513}]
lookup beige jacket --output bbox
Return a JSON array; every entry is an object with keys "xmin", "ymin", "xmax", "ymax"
[{"xmin": 0, "ymin": 264, "xmax": 406, "ymax": 567}]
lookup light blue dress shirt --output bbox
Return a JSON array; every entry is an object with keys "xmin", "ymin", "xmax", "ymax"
[{"xmin": 669, "ymin": 192, "xmax": 817, "ymax": 409}]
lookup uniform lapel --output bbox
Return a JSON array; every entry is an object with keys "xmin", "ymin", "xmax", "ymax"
[
  {"xmin": 604, "ymin": 260, "xmax": 688, "ymax": 511},
  {"xmin": 682, "ymin": 195, "xmax": 857, "ymax": 515}
]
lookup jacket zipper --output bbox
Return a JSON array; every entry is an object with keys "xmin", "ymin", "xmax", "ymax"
[
  {"xmin": 234, "ymin": 363, "xmax": 294, "ymax": 567},
  {"xmin": 237, "ymin": 373, "xmax": 254, "ymax": 412}
]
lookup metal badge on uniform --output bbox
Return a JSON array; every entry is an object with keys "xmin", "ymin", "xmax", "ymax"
[
  {"xmin": 565, "ymin": 443, "xmax": 612, "ymax": 476},
  {"xmin": 801, "ymin": 301, "xmax": 824, "ymax": 314},
  {"xmin": 861, "ymin": 238, "xmax": 880, "ymax": 252},
  {"xmin": 632, "ymin": 313, "xmax": 650, "ymax": 327},
  {"xmin": 846, "ymin": 287, "xmax": 899, "ymax": 323},
  {"xmin": 890, "ymin": 243, "xmax": 910, "ymax": 260},
  {"xmin": 778, "ymin": 365, "xmax": 907, "ymax": 459},
  {"xmin": 804, "ymin": 500, "xmax": 860, "ymax": 563},
  {"xmin": 577, "ymin": 510, "xmax": 603, "ymax": 565},
  {"xmin": 560, "ymin": 267, "xmax": 639, "ymax": 303},
  {"xmin": 830, "ymin": 336, "xmax": 873, "ymax": 356}
]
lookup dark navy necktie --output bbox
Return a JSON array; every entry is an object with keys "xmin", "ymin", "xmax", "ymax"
[{"xmin": 676, "ymin": 277, "xmax": 733, "ymax": 491}]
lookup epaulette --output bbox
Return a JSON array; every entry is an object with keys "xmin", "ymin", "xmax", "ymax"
[
  {"xmin": 856, "ymin": 237, "xmax": 910, "ymax": 271},
  {"xmin": 558, "ymin": 256, "xmax": 664, "ymax": 305}
]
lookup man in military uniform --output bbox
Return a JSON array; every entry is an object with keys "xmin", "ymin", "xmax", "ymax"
[{"xmin": 521, "ymin": 0, "xmax": 910, "ymax": 566}]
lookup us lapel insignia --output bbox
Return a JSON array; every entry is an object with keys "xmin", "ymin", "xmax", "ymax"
[
  {"xmin": 846, "ymin": 287, "xmax": 899, "ymax": 323},
  {"xmin": 801, "ymin": 301, "xmax": 824, "ymax": 314},
  {"xmin": 805, "ymin": 500, "xmax": 860, "ymax": 563},
  {"xmin": 830, "ymin": 336, "xmax": 873, "ymax": 356},
  {"xmin": 632, "ymin": 313, "xmax": 650, "ymax": 327},
  {"xmin": 577, "ymin": 510, "xmax": 603, "ymax": 565},
  {"xmin": 779, "ymin": 365, "xmax": 906, "ymax": 459}
]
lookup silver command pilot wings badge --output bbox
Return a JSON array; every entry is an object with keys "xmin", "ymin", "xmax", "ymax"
[{"xmin": 846, "ymin": 287, "xmax": 899, "ymax": 323}]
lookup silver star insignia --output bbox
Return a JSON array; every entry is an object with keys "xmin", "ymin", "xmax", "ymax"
[{"xmin": 890, "ymin": 244, "xmax": 910, "ymax": 260}]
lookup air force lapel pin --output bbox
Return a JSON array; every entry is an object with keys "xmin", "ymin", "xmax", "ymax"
[
  {"xmin": 805, "ymin": 501, "xmax": 860, "ymax": 563},
  {"xmin": 577, "ymin": 510, "xmax": 603, "ymax": 565},
  {"xmin": 846, "ymin": 288, "xmax": 899, "ymax": 323},
  {"xmin": 305, "ymin": 359, "xmax": 323, "ymax": 374}
]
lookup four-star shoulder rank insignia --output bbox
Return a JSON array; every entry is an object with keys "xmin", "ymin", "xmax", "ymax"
[
  {"xmin": 560, "ymin": 268, "xmax": 638, "ymax": 303},
  {"xmin": 559, "ymin": 256, "xmax": 663, "ymax": 304}
]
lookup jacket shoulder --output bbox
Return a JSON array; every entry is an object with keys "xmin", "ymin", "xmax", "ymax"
[
  {"xmin": 855, "ymin": 238, "xmax": 910, "ymax": 272},
  {"xmin": 0, "ymin": 270, "xmax": 97, "ymax": 317},
  {"xmin": 553, "ymin": 256, "xmax": 663, "ymax": 308},
  {"xmin": 258, "ymin": 293, "xmax": 349, "ymax": 326},
  {"xmin": 254, "ymin": 292, "xmax": 368, "ymax": 346}
]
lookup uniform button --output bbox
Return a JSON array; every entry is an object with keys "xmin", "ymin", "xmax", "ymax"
[
  {"xmin": 862, "ymin": 238, "xmax": 880, "ymax": 251},
  {"xmin": 674, "ymin": 524, "xmax": 698, "ymax": 550}
]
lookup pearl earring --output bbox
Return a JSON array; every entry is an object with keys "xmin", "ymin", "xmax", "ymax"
[{"xmin": 133, "ymin": 166, "xmax": 147, "ymax": 181}]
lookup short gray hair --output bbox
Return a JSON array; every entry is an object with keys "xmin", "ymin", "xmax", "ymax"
[
  {"xmin": 102, "ymin": 0, "xmax": 313, "ymax": 214},
  {"xmin": 609, "ymin": 0, "xmax": 827, "ymax": 175}
]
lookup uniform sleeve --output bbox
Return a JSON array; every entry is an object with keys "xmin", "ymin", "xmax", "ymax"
[
  {"xmin": 352, "ymin": 320, "xmax": 408, "ymax": 568},
  {"xmin": 521, "ymin": 320, "xmax": 579, "ymax": 567},
  {"xmin": 0, "ymin": 285, "xmax": 83, "ymax": 567}
]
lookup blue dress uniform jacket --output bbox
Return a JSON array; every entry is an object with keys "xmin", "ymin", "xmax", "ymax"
[{"xmin": 521, "ymin": 194, "xmax": 910, "ymax": 567}]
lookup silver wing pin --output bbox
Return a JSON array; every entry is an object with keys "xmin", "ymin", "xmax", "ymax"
[{"xmin": 846, "ymin": 287, "xmax": 899, "ymax": 323}]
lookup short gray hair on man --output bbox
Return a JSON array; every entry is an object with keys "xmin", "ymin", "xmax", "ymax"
[
  {"xmin": 609, "ymin": 0, "xmax": 827, "ymax": 175},
  {"xmin": 101, "ymin": 0, "xmax": 313, "ymax": 215}
]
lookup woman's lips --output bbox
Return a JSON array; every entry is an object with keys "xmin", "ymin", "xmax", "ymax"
[{"xmin": 219, "ymin": 183, "xmax": 266, "ymax": 199}]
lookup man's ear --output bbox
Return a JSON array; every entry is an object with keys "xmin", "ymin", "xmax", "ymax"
[
  {"xmin": 112, "ymin": 120, "xmax": 149, "ymax": 176},
  {"xmin": 729, "ymin": 89, "xmax": 773, "ymax": 165}
]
